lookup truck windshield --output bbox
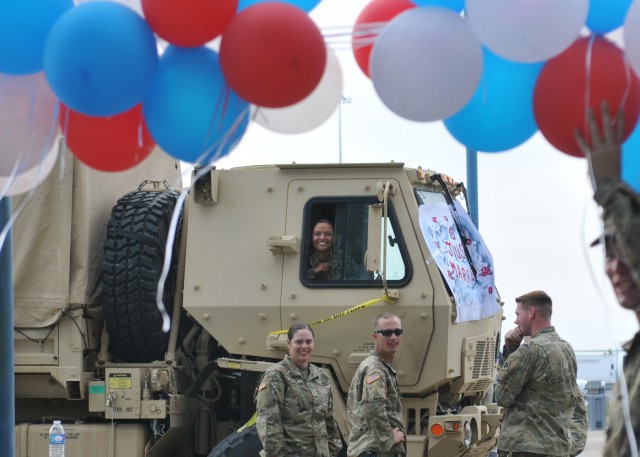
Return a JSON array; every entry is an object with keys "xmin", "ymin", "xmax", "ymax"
[{"xmin": 414, "ymin": 187, "xmax": 500, "ymax": 323}]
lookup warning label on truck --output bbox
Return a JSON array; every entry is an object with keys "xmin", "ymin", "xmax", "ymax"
[{"xmin": 109, "ymin": 373, "xmax": 132, "ymax": 389}]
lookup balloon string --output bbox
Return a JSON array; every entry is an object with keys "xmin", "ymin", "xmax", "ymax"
[
  {"xmin": 156, "ymin": 186, "xmax": 188, "ymax": 333},
  {"xmin": 583, "ymin": 36, "xmax": 598, "ymax": 190},
  {"xmin": 621, "ymin": 47, "xmax": 633, "ymax": 117},
  {"xmin": 0, "ymin": 188, "xmax": 38, "ymax": 256},
  {"xmin": 136, "ymin": 109, "xmax": 144, "ymax": 165},
  {"xmin": 0, "ymin": 159, "xmax": 23, "ymax": 201},
  {"xmin": 0, "ymin": 135, "xmax": 61, "ymax": 258},
  {"xmin": 193, "ymin": 94, "xmax": 251, "ymax": 166},
  {"xmin": 0, "ymin": 75, "xmax": 60, "ymax": 201},
  {"xmin": 583, "ymin": 35, "xmax": 594, "ymax": 146},
  {"xmin": 321, "ymin": 23, "xmax": 385, "ymax": 50},
  {"xmin": 156, "ymin": 102, "xmax": 249, "ymax": 333}
]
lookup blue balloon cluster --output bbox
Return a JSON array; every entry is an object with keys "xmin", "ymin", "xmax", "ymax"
[
  {"xmin": 444, "ymin": 48, "xmax": 543, "ymax": 153},
  {"xmin": 0, "ymin": 0, "xmax": 73, "ymax": 75},
  {"xmin": 143, "ymin": 46, "xmax": 250, "ymax": 164},
  {"xmin": 622, "ymin": 121, "xmax": 640, "ymax": 192}
]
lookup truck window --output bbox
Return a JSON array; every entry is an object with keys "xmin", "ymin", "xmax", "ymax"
[{"xmin": 301, "ymin": 197, "xmax": 410, "ymax": 287}]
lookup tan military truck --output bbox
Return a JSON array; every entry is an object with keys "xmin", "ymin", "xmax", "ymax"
[{"xmin": 13, "ymin": 145, "xmax": 503, "ymax": 457}]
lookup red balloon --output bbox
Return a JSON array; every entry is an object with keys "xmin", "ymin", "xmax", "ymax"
[
  {"xmin": 59, "ymin": 103, "xmax": 155, "ymax": 172},
  {"xmin": 534, "ymin": 36, "xmax": 640, "ymax": 157},
  {"xmin": 220, "ymin": 2, "xmax": 326, "ymax": 108},
  {"xmin": 352, "ymin": 0, "xmax": 415, "ymax": 78},
  {"xmin": 141, "ymin": 0, "xmax": 238, "ymax": 47}
]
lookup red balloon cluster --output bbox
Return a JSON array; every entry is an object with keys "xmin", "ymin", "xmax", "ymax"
[
  {"xmin": 60, "ymin": 103, "xmax": 155, "ymax": 172},
  {"xmin": 352, "ymin": 0, "xmax": 415, "ymax": 78},
  {"xmin": 534, "ymin": 36, "xmax": 640, "ymax": 157},
  {"xmin": 220, "ymin": 2, "xmax": 327, "ymax": 108}
]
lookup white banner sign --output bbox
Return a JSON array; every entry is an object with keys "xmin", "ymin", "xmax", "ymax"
[{"xmin": 418, "ymin": 201, "xmax": 500, "ymax": 323}]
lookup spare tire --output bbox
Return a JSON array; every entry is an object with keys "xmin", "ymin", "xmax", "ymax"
[{"xmin": 102, "ymin": 187, "xmax": 183, "ymax": 363}]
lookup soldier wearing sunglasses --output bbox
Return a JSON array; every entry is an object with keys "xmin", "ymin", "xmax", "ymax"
[{"xmin": 346, "ymin": 312, "xmax": 406, "ymax": 457}]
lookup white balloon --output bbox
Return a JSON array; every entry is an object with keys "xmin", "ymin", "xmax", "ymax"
[
  {"xmin": 466, "ymin": 0, "xmax": 588, "ymax": 63},
  {"xmin": 0, "ymin": 137, "xmax": 59, "ymax": 197},
  {"xmin": 254, "ymin": 48, "xmax": 343, "ymax": 134},
  {"xmin": 370, "ymin": 7, "xmax": 483, "ymax": 122},
  {"xmin": 624, "ymin": 0, "xmax": 640, "ymax": 78},
  {"xmin": 0, "ymin": 72, "xmax": 59, "ymax": 195}
]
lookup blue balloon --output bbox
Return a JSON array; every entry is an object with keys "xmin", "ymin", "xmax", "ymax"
[
  {"xmin": 238, "ymin": 0, "xmax": 321, "ymax": 13},
  {"xmin": 0, "ymin": 0, "xmax": 73, "ymax": 75},
  {"xmin": 444, "ymin": 48, "xmax": 543, "ymax": 153},
  {"xmin": 43, "ymin": 2, "xmax": 158, "ymax": 116},
  {"xmin": 143, "ymin": 46, "xmax": 250, "ymax": 164},
  {"xmin": 586, "ymin": 0, "xmax": 632, "ymax": 34},
  {"xmin": 622, "ymin": 120, "xmax": 640, "ymax": 192},
  {"xmin": 411, "ymin": 0, "xmax": 464, "ymax": 12}
]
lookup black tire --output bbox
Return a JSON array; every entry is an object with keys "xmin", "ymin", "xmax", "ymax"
[
  {"xmin": 101, "ymin": 188, "xmax": 183, "ymax": 363},
  {"xmin": 208, "ymin": 425, "xmax": 263, "ymax": 457},
  {"xmin": 208, "ymin": 424, "xmax": 347, "ymax": 457}
]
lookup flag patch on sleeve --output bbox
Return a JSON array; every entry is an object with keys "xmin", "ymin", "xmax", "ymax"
[
  {"xmin": 366, "ymin": 374, "xmax": 381, "ymax": 384},
  {"xmin": 258, "ymin": 381, "xmax": 267, "ymax": 391}
]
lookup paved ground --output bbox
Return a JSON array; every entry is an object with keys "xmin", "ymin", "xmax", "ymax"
[{"xmin": 582, "ymin": 429, "xmax": 605, "ymax": 457}]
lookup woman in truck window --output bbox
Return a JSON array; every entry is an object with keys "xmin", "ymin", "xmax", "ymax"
[
  {"xmin": 307, "ymin": 219, "xmax": 344, "ymax": 280},
  {"xmin": 255, "ymin": 323, "xmax": 343, "ymax": 456}
]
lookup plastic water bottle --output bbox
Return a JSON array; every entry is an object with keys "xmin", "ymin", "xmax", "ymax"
[{"xmin": 49, "ymin": 420, "xmax": 65, "ymax": 457}]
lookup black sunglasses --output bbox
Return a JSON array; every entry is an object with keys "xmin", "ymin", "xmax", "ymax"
[{"xmin": 375, "ymin": 328, "xmax": 403, "ymax": 337}]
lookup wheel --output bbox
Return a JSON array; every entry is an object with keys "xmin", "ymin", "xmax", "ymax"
[
  {"xmin": 101, "ymin": 188, "xmax": 183, "ymax": 363},
  {"xmin": 208, "ymin": 426, "xmax": 263, "ymax": 457},
  {"xmin": 207, "ymin": 424, "xmax": 347, "ymax": 457}
]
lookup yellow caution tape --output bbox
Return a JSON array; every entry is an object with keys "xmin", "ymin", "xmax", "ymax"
[
  {"xmin": 238, "ymin": 412, "xmax": 257, "ymax": 432},
  {"xmin": 269, "ymin": 295, "xmax": 394, "ymax": 336}
]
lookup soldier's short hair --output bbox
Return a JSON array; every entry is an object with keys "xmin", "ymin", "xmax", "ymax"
[
  {"xmin": 515, "ymin": 290, "xmax": 552, "ymax": 318},
  {"xmin": 373, "ymin": 312, "xmax": 401, "ymax": 330},
  {"xmin": 288, "ymin": 322, "xmax": 314, "ymax": 340}
]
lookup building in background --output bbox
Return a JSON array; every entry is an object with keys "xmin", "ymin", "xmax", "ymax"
[{"xmin": 576, "ymin": 350, "xmax": 621, "ymax": 430}]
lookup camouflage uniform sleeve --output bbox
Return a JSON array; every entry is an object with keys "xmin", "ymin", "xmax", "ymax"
[
  {"xmin": 360, "ymin": 368, "xmax": 397, "ymax": 452},
  {"xmin": 325, "ymin": 389, "xmax": 343, "ymax": 456},
  {"xmin": 570, "ymin": 389, "xmax": 588, "ymax": 457},
  {"xmin": 256, "ymin": 371, "xmax": 287, "ymax": 457},
  {"xmin": 495, "ymin": 345, "xmax": 535, "ymax": 408},
  {"xmin": 595, "ymin": 177, "xmax": 640, "ymax": 285}
]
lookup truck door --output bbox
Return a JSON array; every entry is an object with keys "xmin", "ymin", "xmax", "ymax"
[{"xmin": 280, "ymin": 176, "xmax": 427, "ymax": 390}]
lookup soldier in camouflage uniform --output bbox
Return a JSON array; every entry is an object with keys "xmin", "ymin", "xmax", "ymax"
[
  {"xmin": 308, "ymin": 219, "xmax": 344, "ymax": 280},
  {"xmin": 255, "ymin": 323, "xmax": 343, "ymax": 457},
  {"xmin": 496, "ymin": 291, "xmax": 586, "ymax": 457},
  {"xmin": 576, "ymin": 104, "xmax": 640, "ymax": 457},
  {"xmin": 347, "ymin": 312, "xmax": 406, "ymax": 457}
]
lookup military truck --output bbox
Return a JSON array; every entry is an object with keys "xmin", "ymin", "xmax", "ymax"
[{"xmin": 13, "ymin": 144, "xmax": 503, "ymax": 457}]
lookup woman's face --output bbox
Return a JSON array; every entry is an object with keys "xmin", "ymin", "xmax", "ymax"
[
  {"xmin": 287, "ymin": 328, "xmax": 314, "ymax": 368},
  {"xmin": 312, "ymin": 222, "xmax": 335, "ymax": 253},
  {"xmin": 606, "ymin": 240, "xmax": 640, "ymax": 311}
]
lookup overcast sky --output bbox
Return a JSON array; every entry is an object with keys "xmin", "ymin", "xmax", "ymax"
[{"xmin": 206, "ymin": 0, "xmax": 639, "ymax": 351}]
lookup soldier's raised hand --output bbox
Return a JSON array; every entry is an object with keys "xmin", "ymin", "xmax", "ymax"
[{"xmin": 574, "ymin": 101, "xmax": 625, "ymax": 190}]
